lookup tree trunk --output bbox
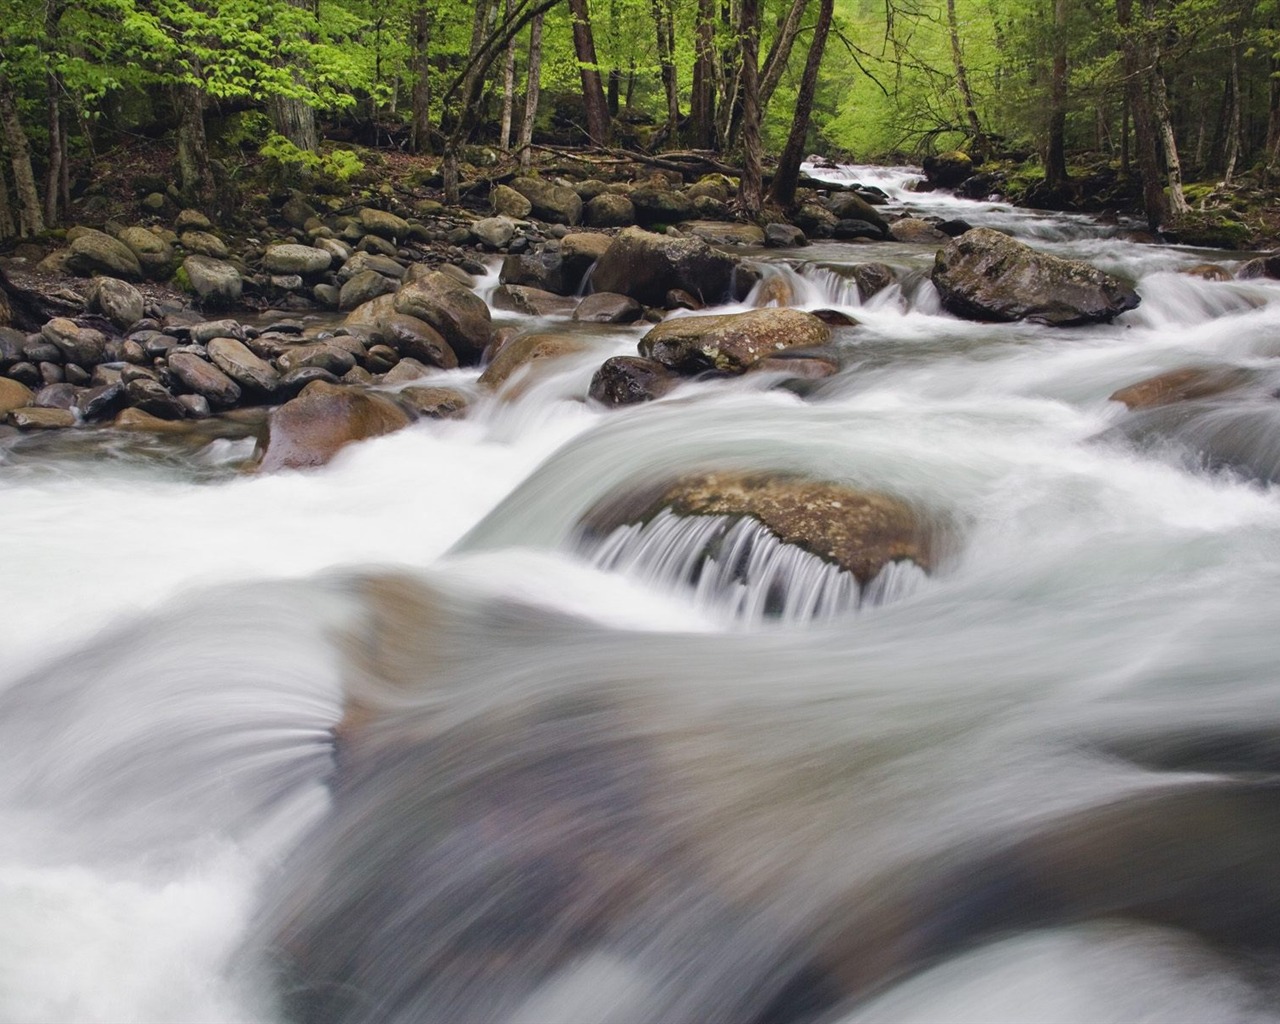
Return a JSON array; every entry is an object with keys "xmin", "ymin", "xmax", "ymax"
[
  {"xmin": 410, "ymin": 2, "xmax": 433, "ymax": 153},
  {"xmin": 1143, "ymin": 0, "xmax": 1187, "ymax": 220},
  {"xmin": 690, "ymin": 0, "xmax": 717, "ymax": 148},
  {"xmin": 45, "ymin": 75, "xmax": 63, "ymax": 226},
  {"xmin": 736, "ymin": 0, "xmax": 762, "ymax": 216},
  {"xmin": 499, "ymin": 0, "xmax": 517, "ymax": 152},
  {"xmin": 519, "ymin": 10, "xmax": 544, "ymax": 169},
  {"xmin": 0, "ymin": 74, "xmax": 45, "ymax": 237},
  {"xmin": 567, "ymin": 0, "xmax": 610, "ymax": 145},
  {"xmin": 946, "ymin": 0, "xmax": 986, "ymax": 157},
  {"xmin": 1116, "ymin": 0, "xmax": 1164, "ymax": 230},
  {"xmin": 174, "ymin": 83, "xmax": 212, "ymax": 203},
  {"xmin": 1045, "ymin": 0, "xmax": 1069, "ymax": 188},
  {"xmin": 0, "ymin": 160, "xmax": 17, "ymax": 241},
  {"xmin": 768, "ymin": 0, "xmax": 833, "ymax": 208},
  {"xmin": 652, "ymin": 0, "xmax": 680, "ymax": 139},
  {"xmin": 1222, "ymin": 31, "xmax": 1242, "ymax": 184},
  {"xmin": 758, "ymin": 0, "xmax": 808, "ymax": 112},
  {"xmin": 268, "ymin": 0, "xmax": 319, "ymax": 151}
]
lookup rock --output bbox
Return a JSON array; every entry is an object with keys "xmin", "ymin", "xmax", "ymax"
[
  {"xmin": 491, "ymin": 184, "xmax": 533, "ymax": 219},
  {"xmin": 180, "ymin": 230, "xmax": 229, "ymax": 259},
  {"xmin": 1183, "ymin": 264, "xmax": 1232, "ymax": 282},
  {"xmin": 750, "ymin": 275, "xmax": 795, "ymax": 308},
  {"xmin": 7, "ymin": 362, "xmax": 39, "ymax": 387},
  {"xmin": 847, "ymin": 262, "xmax": 895, "ymax": 301},
  {"xmin": 931, "ymin": 228, "xmax": 1140, "ymax": 326},
  {"xmin": 0, "ymin": 377, "xmax": 33, "ymax": 415},
  {"xmin": 382, "ymin": 358, "xmax": 433, "ymax": 385},
  {"xmin": 1237, "ymin": 254, "xmax": 1280, "ymax": 280},
  {"xmin": 588, "ymin": 356, "xmax": 680, "ymax": 405},
  {"xmin": 393, "ymin": 272, "xmax": 492, "ymax": 364},
  {"xmin": 472, "ymin": 216, "xmax": 516, "ymax": 249},
  {"xmin": 666, "ymin": 288, "xmax": 702, "ymax": 311},
  {"xmin": 281, "ymin": 195, "xmax": 319, "ymax": 229},
  {"xmin": 68, "ymin": 229, "xmax": 144, "ymax": 279},
  {"xmin": 269, "ymin": 274, "xmax": 305, "ymax": 292},
  {"xmin": 276, "ymin": 343, "xmax": 358, "ymax": 376},
  {"xmin": 1108, "ymin": 365, "xmax": 1255, "ymax": 410},
  {"xmin": 585, "ymin": 471, "xmax": 935, "ymax": 584},
  {"xmin": 74, "ymin": 382, "xmax": 128, "ymax": 421},
  {"xmin": 792, "ymin": 204, "xmax": 838, "ymax": 239},
  {"xmin": 364, "ymin": 344, "xmax": 399, "ymax": 374},
  {"xmin": 629, "ymin": 186, "xmax": 695, "ymax": 226},
  {"xmin": 263, "ymin": 244, "xmax": 333, "ymax": 276},
  {"xmin": 112, "ymin": 407, "xmax": 196, "ymax": 432},
  {"xmin": 182, "ymin": 255, "xmax": 243, "ymax": 308},
  {"xmin": 834, "ymin": 219, "xmax": 885, "ymax": 241},
  {"xmin": 937, "ymin": 219, "xmax": 974, "ymax": 237},
  {"xmin": 87, "ymin": 277, "xmax": 145, "ymax": 329},
  {"xmin": 691, "ymin": 196, "xmax": 731, "ymax": 220},
  {"xmin": 765, "ymin": 223, "xmax": 807, "ymax": 248},
  {"xmin": 500, "ymin": 249, "xmax": 571, "ymax": 295},
  {"xmin": 746, "ymin": 350, "xmax": 841, "ymax": 380},
  {"xmin": 42, "ymin": 318, "xmax": 107, "ymax": 366},
  {"xmin": 117, "ymin": 226, "xmax": 176, "ymax": 277},
  {"xmin": 125, "ymin": 376, "xmax": 187, "ymax": 419},
  {"xmin": 573, "ymin": 293, "xmax": 643, "ymax": 323},
  {"xmin": 167, "ymin": 351, "xmax": 242, "ymax": 409},
  {"xmin": 638, "ymin": 308, "xmax": 832, "ymax": 374},
  {"xmin": 585, "ymin": 193, "xmax": 635, "ymax": 227},
  {"xmin": 492, "ymin": 285, "xmax": 578, "ymax": 317},
  {"xmin": 510, "ymin": 177, "xmax": 583, "ymax": 225},
  {"xmin": 174, "ymin": 208, "xmax": 212, "ymax": 232},
  {"xmin": 376, "ymin": 313, "xmax": 459, "ymax": 369},
  {"xmin": 39, "ymin": 362, "xmax": 63, "ymax": 385},
  {"xmin": 687, "ymin": 174, "xmax": 734, "ymax": 202},
  {"xmin": 826, "ymin": 193, "xmax": 889, "ymax": 233},
  {"xmin": 397, "ymin": 386, "xmax": 470, "ymax": 419},
  {"xmin": 337, "ymin": 252, "xmax": 405, "ymax": 283},
  {"xmin": 316, "ymin": 237, "xmax": 355, "ymax": 265},
  {"xmin": 259, "ymin": 381, "xmax": 412, "ymax": 471},
  {"xmin": 560, "ymin": 232, "xmax": 611, "ymax": 280},
  {"xmin": 889, "ymin": 218, "xmax": 950, "ymax": 244},
  {"xmin": 478, "ymin": 331, "xmax": 592, "ymax": 390},
  {"xmin": 34, "ymin": 382, "xmax": 78, "ymax": 409},
  {"xmin": 8, "ymin": 406, "xmax": 74, "ymax": 430},
  {"xmin": 590, "ymin": 227, "xmax": 737, "ymax": 307},
  {"xmin": 359, "ymin": 207, "xmax": 410, "ymax": 241},
  {"xmin": 923, "ymin": 151, "xmax": 974, "ymax": 188},
  {"xmin": 339, "ymin": 270, "xmax": 398, "ymax": 310},
  {"xmin": 679, "ymin": 222, "xmax": 766, "ymax": 246}
]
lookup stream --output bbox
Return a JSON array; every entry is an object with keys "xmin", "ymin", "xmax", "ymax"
[{"xmin": 2, "ymin": 165, "xmax": 1280, "ymax": 1023}]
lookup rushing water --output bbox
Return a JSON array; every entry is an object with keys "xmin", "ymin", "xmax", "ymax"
[{"xmin": 4, "ymin": 165, "xmax": 1280, "ymax": 1023}]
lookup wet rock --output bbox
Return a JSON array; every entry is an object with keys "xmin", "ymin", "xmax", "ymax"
[
  {"xmin": 1183, "ymin": 264, "xmax": 1232, "ymax": 282},
  {"xmin": 765, "ymin": 223, "xmax": 807, "ymax": 248},
  {"xmin": 510, "ymin": 177, "xmax": 583, "ymax": 225},
  {"xmin": 42, "ymin": 318, "xmax": 107, "ymax": 366},
  {"xmin": 339, "ymin": 270, "xmax": 398, "ymax": 310},
  {"xmin": 923, "ymin": 150, "xmax": 974, "ymax": 188},
  {"xmin": 932, "ymin": 228, "xmax": 1140, "ymax": 326},
  {"xmin": 746, "ymin": 350, "xmax": 841, "ymax": 380},
  {"xmin": 34, "ymin": 382, "xmax": 78, "ymax": 409},
  {"xmin": 478, "ymin": 331, "xmax": 592, "ymax": 390},
  {"xmin": 591, "ymin": 227, "xmax": 737, "ymax": 307},
  {"xmin": 492, "ymin": 285, "xmax": 578, "ymax": 317},
  {"xmin": 38, "ymin": 362, "xmax": 63, "ymax": 385},
  {"xmin": 585, "ymin": 193, "xmax": 635, "ymax": 227},
  {"xmin": 0, "ymin": 328, "xmax": 24, "ymax": 365},
  {"xmin": 86, "ymin": 277, "xmax": 145, "ymax": 330},
  {"xmin": 7, "ymin": 362, "xmax": 39, "ymax": 387},
  {"xmin": 638, "ymin": 308, "xmax": 832, "ymax": 374},
  {"xmin": 393, "ymin": 272, "xmax": 492, "ymax": 365},
  {"xmin": 573, "ymin": 293, "xmax": 643, "ymax": 323},
  {"xmin": 112, "ymin": 407, "xmax": 196, "ymax": 432},
  {"xmin": 276, "ymin": 343, "xmax": 357, "ymax": 376},
  {"xmin": 792, "ymin": 204, "xmax": 838, "ymax": 239},
  {"xmin": 666, "ymin": 289, "xmax": 702, "ymax": 311},
  {"xmin": 263, "ymin": 244, "xmax": 332, "ymax": 276},
  {"xmin": 491, "ymin": 184, "xmax": 533, "ymax": 219},
  {"xmin": 377, "ymin": 313, "xmax": 459, "ymax": 369},
  {"xmin": 560, "ymin": 232, "xmax": 611, "ymax": 284},
  {"xmin": 359, "ymin": 207, "xmax": 410, "ymax": 241},
  {"xmin": 8, "ymin": 406, "xmax": 74, "ymax": 430},
  {"xmin": 586, "ymin": 471, "xmax": 935, "ymax": 584},
  {"xmin": 0, "ymin": 377, "xmax": 33, "ymax": 414},
  {"xmin": 1109, "ymin": 365, "xmax": 1255, "ymax": 410},
  {"xmin": 588, "ymin": 355, "xmax": 680, "ymax": 405},
  {"xmin": 889, "ymin": 218, "xmax": 950, "ymax": 245},
  {"xmin": 259, "ymin": 381, "xmax": 413, "ymax": 471},
  {"xmin": 1237, "ymin": 254, "xmax": 1280, "ymax": 280},
  {"xmin": 277, "ymin": 366, "xmax": 341, "ymax": 399},
  {"xmin": 750, "ymin": 275, "xmax": 796, "ymax": 308},
  {"xmin": 397, "ymin": 386, "xmax": 470, "ymax": 419},
  {"xmin": 68, "ymin": 229, "xmax": 144, "ymax": 280},
  {"xmin": 182, "ymin": 255, "xmax": 243, "ymax": 308},
  {"xmin": 125, "ymin": 376, "xmax": 187, "ymax": 419},
  {"xmin": 364, "ymin": 344, "xmax": 399, "ymax": 374},
  {"xmin": 679, "ymin": 222, "xmax": 766, "ymax": 246},
  {"xmin": 473, "ymin": 217, "xmax": 516, "ymax": 250},
  {"xmin": 500, "ymin": 249, "xmax": 571, "ymax": 295},
  {"xmin": 937, "ymin": 218, "xmax": 974, "ymax": 237},
  {"xmin": 382, "ymin": 358, "xmax": 433, "ymax": 385},
  {"xmin": 848, "ymin": 263, "xmax": 895, "ymax": 301},
  {"xmin": 167, "ymin": 351, "xmax": 242, "ymax": 409},
  {"xmin": 178, "ymin": 393, "xmax": 212, "ymax": 418},
  {"xmin": 826, "ymin": 193, "xmax": 889, "ymax": 233},
  {"xmin": 189, "ymin": 319, "xmax": 246, "ymax": 343},
  {"xmin": 75, "ymin": 382, "xmax": 128, "ymax": 421}
]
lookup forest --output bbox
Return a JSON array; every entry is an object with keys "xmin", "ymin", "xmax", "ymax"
[{"xmin": 0, "ymin": 0, "xmax": 1276, "ymax": 239}]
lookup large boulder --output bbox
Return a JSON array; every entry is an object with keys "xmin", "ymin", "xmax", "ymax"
[
  {"xmin": 582, "ymin": 471, "xmax": 935, "ymax": 584},
  {"xmin": 392, "ymin": 272, "xmax": 491, "ymax": 364},
  {"xmin": 182, "ymin": 255, "xmax": 243, "ymax": 308},
  {"xmin": 68, "ymin": 229, "xmax": 143, "ymax": 280},
  {"xmin": 509, "ymin": 177, "xmax": 583, "ymax": 226},
  {"xmin": 931, "ymin": 228, "xmax": 1140, "ymax": 326},
  {"xmin": 629, "ymin": 186, "xmax": 695, "ymax": 226},
  {"xmin": 827, "ymin": 193, "xmax": 888, "ymax": 233},
  {"xmin": 585, "ymin": 193, "xmax": 635, "ymax": 227},
  {"xmin": 491, "ymin": 184, "xmax": 533, "ymax": 219},
  {"xmin": 117, "ymin": 226, "xmax": 176, "ymax": 277},
  {"xmin": 638, "ymin": 308, "xmax": 832, "ymax": 374},
  {"xmin": 86, "ymin": 277, "xmax": 145, "ymax": 329},
  {"xmin": 259, "ymin": 382, "xmax": 413, "ymax": 471},
  {"xmin": 590, "ymin": 227, "xmax": 737, "ymax": 307},
  {"xmin": 478, "ymin": 331, "xmax": 592, "ymax": 390},
  {"xmin": 922, "ymin": 151, "xmax": 974, "ymax": 188}
]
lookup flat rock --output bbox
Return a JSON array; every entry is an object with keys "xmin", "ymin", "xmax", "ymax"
[
  {"xmin": 492, "ymin": 285, "xmax": 578, "ymax": 317},
  {"xmin": 639, "ymin": 308, "xmax": 832, "ymax": 374},
  {"xmin": 263, "ymin": 244, "xmax": 332, "ymax": 276},
  {"xmin": 8, "ymin": 406, "xmax": 74, "ymax": 429}
]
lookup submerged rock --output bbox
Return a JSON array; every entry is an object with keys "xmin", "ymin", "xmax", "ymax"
[
  {"xmin": 932, "ymin": 228, "xmax": 1140, "ymax": 326},
  {"xmin": 588, "ymin": 355, "xmax": 680, "ymax": 405},
  {"xmin": 638, "ymin": 308, "xmax": 832, "ymax": 374},
  {"xmin": 1109, "ymin": 365, "xmax": 1255, "ymax": 410},
  {"xmin": 478, "ymin": 331, "xmax": 593, "ymax": 390}
]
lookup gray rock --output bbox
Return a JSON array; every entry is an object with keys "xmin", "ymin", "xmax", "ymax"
[
  {"xmin": 174, "ymin": 208, "xmax": 213, "ymax": 232},
  {"xmin": 473, "ymin": 216, "xmax": 516, "ymax": 249},
  {"xmin": 588, "ymin": 356, "xmax": 680, "ymax": 405},
  {"xmin": 118, "ymin": 226, "xmax": 176, "ymax": 277},
  {"xmin": 491, "ymin": 184, "xmax": 533, "ymax": 219},
  {"xmin": 263, "ymin": 244, "xmax": 333, "ymax": 276},
  {"xmin": 678, "ymin": 221, "xmax": 766, "ymax": 246},
  {"xmin": 573, "ymin": 293, "xmax": 643, "ymax": 323},
  {"xmin": 337, "ymin": 252, "xmax": 406, "ymax": 283},
  {"xmin": 34, "ymin": 383, "xmax": 78, "ymax": 409},
  {"xmin": 182, "ymin": 255, "xmax": 243, "ymax": 308},
  {"xmin": 590, "ymin": 226, "xmax": 737, "ymax": 307},
  {"xmin": 68, "ymin": 229, "xmax": 143, "ymax": 279},
  {"xmin": 189, "ymin": 319, "xmax": 245, "ymax": 343},
  {"xmin": 180, "ymin": 229, "xmax": 230, "ymax": 259},
  {"xmin": 167, "ymin": 351, "xmax": 242, "ymax": 408},
  {"xmin": 510, "ymin": 177, "xmax": 583, "ymax": 225},
  {"xmin": 765, "ymin": 223, "xmax": 807, "ymax": 248},
  {"xmin": 125, "ymin": 376, "xmax": 187, "ymax": 419},
  {"xmin": 340, "ymin": 270, "xmax": 398, "ymax": 310},
  {"xmin": 492, "ymin": 285, "xmax": 578, "ymax": 317},
  {"xmin": 41, "ymin": 318, "xmax": 107, "ymax": 366},
  {"xmin": 826, "ymin": 192, "xmax": 889, "ymax": 232},
  {"xmin": 639, "ymin": 308, "xmax": 833, "ymax": 374},
  {"xmin": 358, "ymin": 207, "xmax": 410, "ymax": 241},
  {"xmin": 75, "ymin": 382, "xmax": 127, "ymax": 421},
  {"xmin": 888, "ymin": 217, "xmax": 950, "ymax": 244},
  {"xmin": 87, "ymin": 277, "xmax": 145, "ymax": 330},
  {"xmin": 585, "ymin": 193, "xmax": 635, "ymax": 227},
  {"xmin": 629, "ymin": 186, "xmax": 695, "ymax": 226}
]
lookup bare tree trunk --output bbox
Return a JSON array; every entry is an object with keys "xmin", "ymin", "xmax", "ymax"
[
  {"xmin": 1045, "ymin": 0, "xmax": 1069, "ymax": 188},
  {"xmin": 0, "ymin": 74, "xmax": 45, "ymax": 236},
  {"xmin": 768, "ymin": 0, "xmax": 833, "ymax": 208},
  {"xmin": 174, "ymin": 83, "xmax": 212, "ymax": 203},
  {"xmin": 268, "ymin": 0, "xmax": 319, "ymax": 151},
  {"xmin": 0, "ymin": 161, "xmax": 17, "ymax": 240},
  {"xmin": 567, "ymin": 0, "xmax": 611, "ymax": 145},
  {"xmin": 45, "ymin": 76, "xmax": 63, "ymax": 226},
  {"xmin": 690, "ymin": 0, "xmax": 717, "ymax": 148},
  {"xmin": 499, "ymin": 0, "xmax": 517, "ymax": 152},
  {"xmin": 1116, "ymin": 0, "xmax": 1164, "ymax": 230},
  {"xmin": 1144, "ymin": 0, "xmax": 1187, "ymax": 220},
  {"xmin": 737, "ymin": 0, "xmax": 762, "ymax": 216},
  {"xmin": 758, "ymin": 0, "xmax": 808, "ymax": 112},
  {"xmin": 519, "ymin": 10, "xmax": 544, "ymax": 169},
  {"xmin": 1222, "ymin": 31, "xmax": 1242, "ymax": 184},
  {"xmin": 651, "ymin": 0, "xmax": 679, "ymax": 139},
  {"xmin": 411, "ymin": 2, "xmax": 433, "ymax": 153},
  {"xmin": 946, "ymin": 0, "xmax": 986, "ymax": 156}
]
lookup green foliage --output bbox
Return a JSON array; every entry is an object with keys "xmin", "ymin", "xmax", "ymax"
[{"xmin": 259, "ymin": 132, "xmax": 365, "ymax": 184}]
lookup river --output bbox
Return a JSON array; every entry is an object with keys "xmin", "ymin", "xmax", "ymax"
[{"xmin": 2, "ymin": 165, "xmax": 1279, "ymax": 1023}]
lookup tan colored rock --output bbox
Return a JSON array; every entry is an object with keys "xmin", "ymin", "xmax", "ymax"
[
  {"xmin": 478, "ymin": 331, "xmax": 593, "ymax": 390},
  {"xmin": 0, "ymin": 377, "xmax": 35, "ymax": 415},
  {"xmin": 639, "ymin": 308, "xmax": 831, "ymax": 374},
  {"xmin": 1109, "ymin": 365, "xmax": 1255, "ymax": 410},
  {"xmin": 258, "ymin": 382, "xmax": 412, "ymax": 471}
]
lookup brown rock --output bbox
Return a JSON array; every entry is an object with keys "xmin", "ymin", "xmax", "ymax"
[
  {"xmin": 259, "ymin": 382, "xmax": 413, "ymax": 471},
  {"xmin": 478, "ymin": 332, "xmax": 592, "ymax": 390},
  {"xmin": 0, "ymin": 378, "xmax": 34, "ymax": 415},
  {"xmin": 8, "ymin": 406, "xmax": 74, "ymax": 430},
  {"xmin": 1109, "ymin": 365, "xmax": 1255, "ymax": 410},
  {"xmin": 397, "ymin": 386, "xmax": 471, "ymax": 419},
  {"xmin": 638, "ymin": 308, "xmax": 832, "ymax": 374}
]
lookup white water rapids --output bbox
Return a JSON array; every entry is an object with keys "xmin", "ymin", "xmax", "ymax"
[{"xmin": 3, "ymin": 166, "xmax": 1280, "ymax": 1023}]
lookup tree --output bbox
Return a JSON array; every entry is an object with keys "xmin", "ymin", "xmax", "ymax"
[
  {"xmin": 567, "ymin": 0, "xmax": 610, "ymax": 145},
  {"xmin": 737, "ymin": 0, "xmax": 763, "ymax": 215},
  {"xmin": 769, "ymin": 0, "xmax": 834, "ymax": 208}
]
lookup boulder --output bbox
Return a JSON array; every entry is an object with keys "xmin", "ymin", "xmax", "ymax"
[
  {"xmin": 629, "ymin": 186, "xmax": 695, "ymax": 226},
  {"xmin": 117, "ymin": 226, "xmax": 176, "ymax": 277},
  {"xmin": 472, "ymin": 216, "xmax": 516, "ymax": 249},
  {"xmin": 765, "ymin": 223, "xmax": 807, "ymax": 248},
  {"xmin": 826, "ymin": 193, "xmax": 888, "ymax": 233},
  {"xmin": 124, "ymin": 376, "xmax": 187, "ymax": 419},
  {"xmin": 889, "ymin": 218, "xmax": 950, "ymax": 245},
  {"xmin": 585, "ymin": 193, "xmax": 635, "ymax": 228},
  {"xmin": 492, "ymin": 285, "xmax": 578, "ymax": 317},
  {"xmin": 382, "ymin": 358, "xmax": 433, "ymax": 385},
  {"xmin": 87, "ymin": 277, "xmax": 145, "ymax": 329},
  {"xmin": 792, "ymin": 204, "xmax": 838, "ymax": 239},
  {"xmin": 377, "ymin": 313, "xmax": 459, "ymax": 369},
  {"xmin": 583, "ymin": 471, "xmax": 935, "ymax": 584},
  {"xmin": 1108, "ymin": 365, "xmax": 1255, "ymax": 410},
  {"xmin": 41, "ymin": 318, "xmax": 107, "ymax": 366},
  {"xmin": 34, "ymin": 382, "xmax": 82, "ymax": 409},
  {"xmin": 180, "ymin": 230, "xmax": 229, "ymax": 259},
  {"xmin": 259, "ymin": 382, "xmax": 413, "ymax": 471},
  {"xmin": 833, "ymin": 219, "xmax": 884, "ymax": 241},
  {"xmin": 491, "ymin": 184, "xmax": 533, "ymax": 219},
  {"xmin": 167, "ymin": 351, "xmax": 242, "ymax": 409},
  {"xmin": 276, "ymin": 343, "xmax": 357, "ymax": 376},
  {"xmin": 338, "ymin": 252, "xmax": 406, "ymax": 283},
  {"xmin": 923, "ymin": 151, "xmax": 974, "ymax": 188},
  {"xmin": 74, "ymin": 382, "xmax": 128, "ymax": 421},
  {"xmin": 68, "ymin": 229, "xmax": 143, "ymax": 280},
  {"xmin": 359, "ymin": 207, "xmax": 410, "ymax": 241},
  {"xmin": 500, "ymin": 249, "xmax": 571, "ymax": 295},
  {"xmin": 573, "ymin": 293, "xmax": 643, "ymax": 323},
  {"xmin": 281, "ymin": 195, "xmax": 319, "ymax": 229},
  {"xmin": 263, "ymin": 244, "xmax": 333, "ymax": 276},
  {"xmin": 560, "ymin": 232, "xmax": 611, "ymax": 281},
  {"xmin": 206, "ymin": 337, "xmax": 280, "ymax": 396},
  {"xmin": 8, "ymin": 406, "xmax": 74, "ymax": 430},
  {"xmin": 174, "ymin": 208, "xmax": 212, "ymax": 232},
  {"xmin": 397, "ymin": 386, "xmax": 470, "ymax": 419},
  {"xmin": 590, "ymin": 227, "xmax": 737, "ymax": 307},
  {"xmin": 0, "ymin": 377, "xmax": 34, "ymax": 415},
  {"xmin": 478, "ymin": 331, "xmax": 592, "ymax": 390},
  {"xmin": 393, "ymin": 272, "xmax": 492, "ymax": 364},
  {"xmin": 638, "ymin": 308, "xmax": 832, "ymax": 374},
  {"xmin": 847, "ymin": 262, "xmax": 895, "ymax": 302},
  {"xmin": 678, "ymin": 222, "xmax": 766, "ymax": 246},
  {"xmin": 510, "ymin": 177, "xmax": 583, "ymax": 226},
  {"xmin": 931, "ymin": 228, "xmax": 1140, "ymax": 326},
  {"xmin": 686, "ymin": 175, "xmax": 734, "ymax": 202},
  {"xmin": 339, "ymin": 270, "xmax": 398, "ymax": 310},
  {"xmin": 182, "ymin": 255, "xmax": 243, "ymax": 308},
  {"xmin": 588, "ymin": 356, "xmax": 680, "ymax": 405}
]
